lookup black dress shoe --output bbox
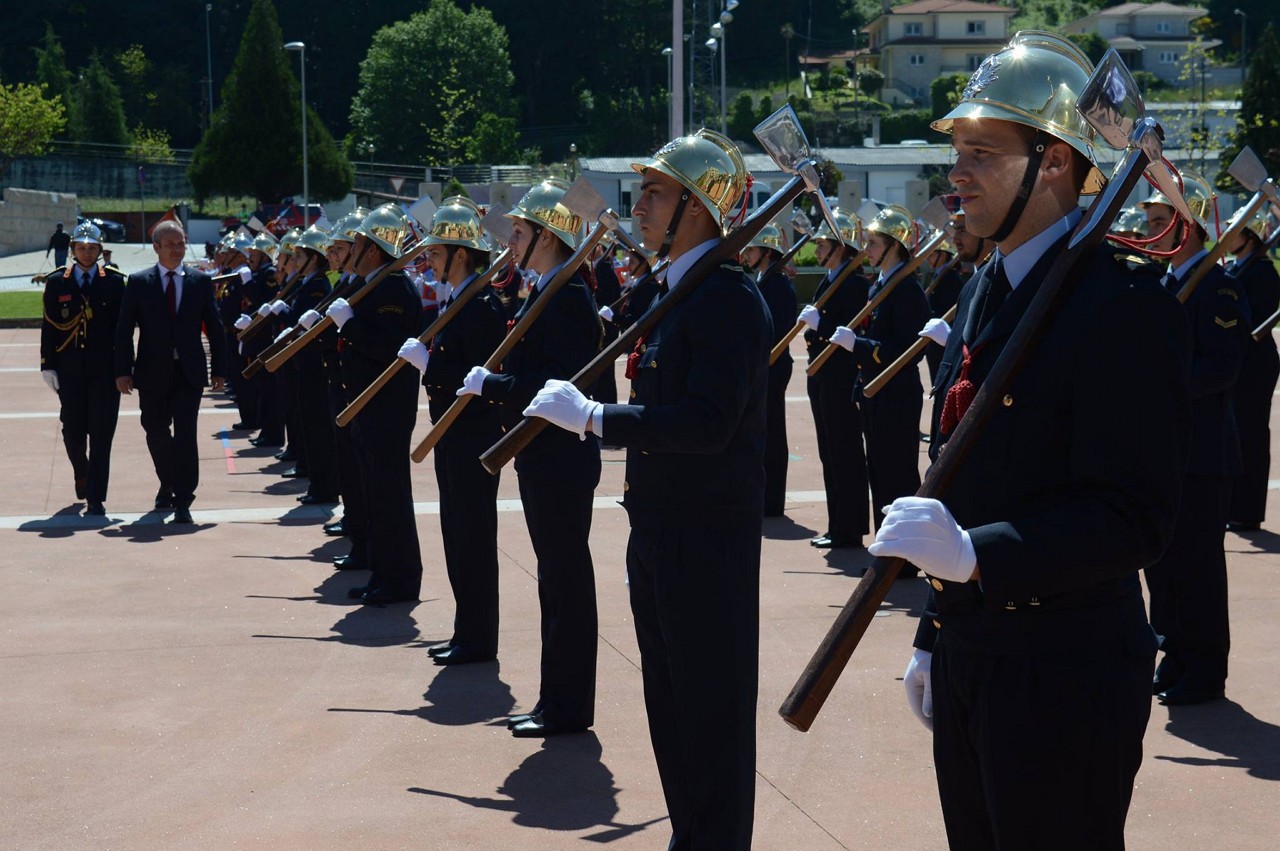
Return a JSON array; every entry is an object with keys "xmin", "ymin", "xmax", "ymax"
[
  {"xmin": 275, "ymin": 449, "xmax": 296, "ymax": 462},
  {"xmin": 280, "ymin": 467, "xmax": 300, "ymax": 478},
  {"xmin": 812, "ymin": 536, "xmax": 863, "ymax": 550},
  {"xmin": 506, "ymin": 710, "xmax": 542, "ymax": 729},
  {"xmin": 427, "ymin": 643, "xmax": 454, "ymax": 659},
  {"xmin": 333, "ymin": 554, "xmax": 366, "ymax": 571},
  {"xmin": 1226, "ymin": 520, "xmax": 1261, "ymax": 532},
  {"xmin": 811, "ymin": 533, "xmax": 830, "ymax": 546},
  {"xmin": 170, "ymin": 507, "xmax": 194, "ymax": 524},
  {"xmin": 85, "ymin": 501, "xmax": 106, "ymax": 516},
  {"xmin": 154, "ymin": 491, "xmax": 175, "ymax": 510},
  {"xmin": 346, "ymin": 584, "xmax": 372, "ymax": 599},
  {"xmin": 510, "ymin": 714, "xmax": 587, "ymax": 738},
  {"xmin": 299, "ymin": 493, "xmax": 339, "ymax": 505},
  {"xmin": 360, "ymin": 588, "xmax": 418, "ymax": 605},
  {"xmin": 1157, "ymin": 684, "xmax": 1225, "ymax": 706},
  {"xmin": 323, "ymin": 520, "xmax": 346, "ymax": 537},
  {"xmin": 231, "ymin": 422, "xmax": 257, "ymax": 431},
  {"xmin": 432, "ymin": 646, "xmax": 494, "ymax": 666},
  {"xmin": 1152, "ymin": 658, "xmax": 1184, "ymax": 695}
]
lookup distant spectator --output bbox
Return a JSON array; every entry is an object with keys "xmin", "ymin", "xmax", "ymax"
[{"xmin": 46, "ymin": 222, "xmax": 71, "ymax": 268}]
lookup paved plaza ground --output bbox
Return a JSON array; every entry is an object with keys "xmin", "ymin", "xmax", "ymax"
[{"xmin": 0, "ymin": 320, "xmax": 1277, "ymax": 849}]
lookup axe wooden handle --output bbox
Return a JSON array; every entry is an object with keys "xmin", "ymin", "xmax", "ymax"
[
  {"xmin": 336, "ymin": 248, "xmax": 513, "ymax": 427},
  {"xmin": 861, "ymin": 304, "xmax": 958, "ymax": 398}
]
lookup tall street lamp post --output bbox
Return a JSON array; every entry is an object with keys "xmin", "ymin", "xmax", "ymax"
[
  {"xmin": 284, "ymin": 42, "xmax": 309, "ymax": 228},
  {"xmin": 205, "ymin": 4, "xmax": 214, "ymax": 127}
]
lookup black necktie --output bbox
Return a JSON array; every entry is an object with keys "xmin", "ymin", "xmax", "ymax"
[
  {"xmin": 1162, "ymin": 271, "xmax": 1179, "ymax": 292},
  {"xmin": 166, "ymin": 271, "xmax": 177, "ymax": 316},
  {"xmin": 976, "ymin": 259, "xmax": 1010, "ymax": 333}
]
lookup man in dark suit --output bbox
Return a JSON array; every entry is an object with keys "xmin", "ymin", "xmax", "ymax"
[
  {"xmin": 115, "ymin": 220, "xmax": 227, "ymax": 523},
  {"xmin": 1141, "ymin": 170, "xmax": 1250, "ymax": 706},
  {"xmin": 524, "ymin": 130, "xmax": 768, "ymax": 849},
  {"xmin": 40, "ymin": 222, "xmax": 126, "ymax": 515},
  {"xmin": 397, "ymin": 197, "xmax": 508, "ymax": 665},
  {"xmin": 869, "ymin": 34, "xmax": 1191, "ymax": 849}
]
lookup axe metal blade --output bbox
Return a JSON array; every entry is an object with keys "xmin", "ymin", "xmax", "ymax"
[
  {"xmin": 408, "ymin": 195, "xmax": 438, "ymax": 227},
  {"xmin": 1228, "ymin": 147, "xmax": 1268, "ymax": 193},
  {"xmin": 1077, "ymin": 49, "xmax": 1145, "ymax": 151},
  {"xmin": 482, "ymin": 204, "xmax": 513, "ymax": 245},
  {"xmin": 918, "ymin": 197, "xmax": 950, "ymax": 232},
  {"xmin": 754, "ymin": 104, "xmax": 812, "ymax": 174},
  {"xmin": 561, "ymin": 176, "xmax": 610, "ymax": 223},
  {"xmin": 857, "ymin": 200, "xmax": 881, "ymax": 224}
]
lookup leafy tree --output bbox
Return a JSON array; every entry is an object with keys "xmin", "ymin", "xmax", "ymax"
[
  {"xmin": 0, "ymin": 82, "xmax": 67, "ymax": 178},
  {"xmin": 729, "ymin": 92, "xmax": 758, "ymax": 141},
  {"xmin": 1218, "ymin": 23, "xmax": 1280, "ymax": 192},
  {"xmin": 858, "ymin": 68, "xmax": 885, "ymax": 100},
  {"xmin": 349, "ymin": 0, "xmax": 516, "ymax": 165},
  {"xmin": 129, "ymin": 126, "xmax": 173, "ymax": 163},
  {"xmin": 930, "ymin": 73, "xmax": 968, "ymax": 119},
  {"xmin": 115, "ymin": 45, "xmax": 153, "ymax": 128},
  {"xmin": 757, "ymin": 95, "xmax": 775, "ymax": 124},
  {"xmin": 32, "ymin": 24, "xmax": 72, "ymax": 132},
  {"xmin": 68, "ymin": 54, "xmax": 129, "ymax": 146},
  {"xmin": 469, "ymin": 113, "xmax": 519, "ymax": 163},
  {"xmin": 442, "ymin": 176, "xmax": 468, "ymax": 199},
  {"xmin": 188, "ymin": 0, "xmax": 352, "ymax": 206},
  {"xmin": 1067, "ymin": 31, "xmax": 1110, "ymax": 65}
]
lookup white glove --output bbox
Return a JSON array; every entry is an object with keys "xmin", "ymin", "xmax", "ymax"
[
  {"xmin": 256, "ymin": 303, "xmax": 272, "ymax": 318},
  {"xmin": 233, "ymin": 314, "xmax": 252, "ymax": 330},
  {"xmin": 398, "ymin": 338, "xmax": 429, "ymax": 372},
  {"xmin": 798, "ymin": 304, "xmax": 821, "ymax": 330},
  {"xmin": 269, "ymin": 300, "xmax": 289, "ymax": 315},
  {"xmin": 237, "ymin": 266, "xmax": 253, "ymax": 283},
  {"xmin": 919, "ymin": 318, "xmax": 950, "ymax": 346},
  {"xmin": 273, "ymin": 328, "xmax": 292, "ymax": 343},
  {"xmin": 598, "ymin": 305, "xmax": 614, "ymax": 322},
  {"xmin": 456, "ymin": 365, "xmax": 491, "ymax": 397},
  {"xmin": 868, "ymin": 496, "xmax": 977, "ymax": 584},
  {"xmin": 523, "ymin": 379, "xmax": 601, "ymax": 440},
  {"xmin": 41, "ymin": 370, "xmax": 59, "ymax": 392},
  {"xmin": 298, "ymin": 309, "xmax": 321, "ymax": 330},
  {"xmin": 831, "ymin": 326, "xmax": 857, "ymax": 352},
  {"xmin": 326, "ymin": 298, "xmax": 354, "ymax": 329},
  {"xmin": 904, "ymin": 649, "xmax": 933, "ymax": 731}
]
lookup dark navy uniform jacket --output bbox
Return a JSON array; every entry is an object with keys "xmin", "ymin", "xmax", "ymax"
[
  {"xmin": 602, "ymin": 261, "xmax": 772, "ymax": 530},
  {"xmin": 914, "ymin": 235, "xmax": 1191, "ymax": 655},
  {"xmin": 851, "ymin": 265, "xmax": 931, "ymax": 394},
  {"xmin": 927, "ymin": 265, "xmax": 964, "ymax": 318},
  {"xmin": 338, "ymin": 270, "xmax": 423, "ymax": 395},
  {"xmin": 41, "ymin": 264, "xmax": 125, "ymax": 379},
  {"xmin": 804, "ymin": 259, "xmax": 869, "ymax": 377},
  {"xmin": 757, "ymin": 268, "xmax": 797, "ymax": 368},
  {"xmin": 423, "ymin": 277, "xmax": 507, "ymax": 424}
]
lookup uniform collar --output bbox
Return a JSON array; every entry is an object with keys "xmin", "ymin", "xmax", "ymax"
[{"xmin": 998, "ymin": 208, "xmax": 1082, "ymax": 290}]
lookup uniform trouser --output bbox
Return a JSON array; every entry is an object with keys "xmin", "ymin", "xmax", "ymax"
[
  {"xmin": 137, "ymin": 363, "xmax": 203, "ymax": 506},
  {"xmin": 281, "ymin": 367, "xmax": 306, "ymax": 474},
  {"xmin": 351, "ymin": 376, "xmax": 421, "ymax": 596},
  {"xmin": 806, "ymin": 370, "xmax": 868, "ymax": 542},
  {"xmin": 222, "ymin": 329, "xmax": 240, "ymax": 395},
  {"xmin": 435, "ymin": 417, "xmax": 502, "ymax": 656},
  {"xmin": 763, "ymin": 360, "xmax": 792, "ymax": 515},
  {"xmin": 252, "ymin": 356, "xmax": 284, "ymax": 443},
  {"xmin": 860, "ymin": 379, "xmax": 923, "ymax": 530},
  {"xmin": 230, "ymin": 332, "xmax": 260, "ymax": 427},
  {"xmin": 627, "ymin": 524, "xmax": 760, "ymax": 851},
  {"xmin": 1144, "ymin": 473, "xmax": 1231, "ymax": 691},
  {"xmin": 57, "ymin": 373, "xmax": 121, "ymax": 502},
  {"xmin": 931, "ymin": 618, "xmax": 1153, "ymax": 851},
  {"xmin": 1230, "ymin": 360, "xmax": 1278, "ymax": 524},
  {"xmin": 595, "ymin": 324, "xmax": 619, "ymax": 405},
  {"xmin": 295, "ymin": 358, "xmax": 338, "ymax": 496},
  {"xmin": 515, "ymin": 438, "xmax": 601, "ymax": 728},
  {"xmin": 328, "ymin": 376, "xmax": 368, "ymax": 560}
]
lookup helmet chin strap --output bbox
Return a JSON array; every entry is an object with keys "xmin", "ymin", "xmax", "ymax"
[
  {"xmin": 518, "ymin": 225, "xmax": 544, "ymax": 271},
  {"xmin": 989, "ymin": 130, "xmax": 1048, "ymax": 244},
  {"xmin": 657, "ymin": 190, "xmax": 692, "ymax": 260},
  {"xmin": 441, "ymin": 247, "xmax": 456, "ymax": 285}
]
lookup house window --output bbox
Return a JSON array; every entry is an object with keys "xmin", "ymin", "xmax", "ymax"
[
  {"xmin": 1116, "ymin": 22, "xmax": 1130, "ymax": 36},
  {"xmin": 1156, "ymin": 21, "xmax": 1171, "ymax": 34},
  {"xmin": 1159, "ymin": 50, "xmax": 1177, "ymax": 64},
  {"xmin": 904, "ymin": 22, "xmax": 923, "ymax": 36},
  {"xmin": 910, "ymin": 54, "xmax": 926, "ymax": 66},
  {"xmin": 967, "ymin": 20, "xmax": 985, "ymax": 35},
  {"xmin": 967, "ymin": 54, "xmax": 984, "ymax": 71}
]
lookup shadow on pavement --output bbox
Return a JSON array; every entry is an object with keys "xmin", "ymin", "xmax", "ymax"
[
  {"xmin": 328, "ymin": 663, "xmax": 516, "ymax": 727},
  {"xmin": 15, "ymin": 504, "xmax": 107, "ymax": 538},
  {"xmin": 763, "ymin": 515, "xmax": 820, "ymax": 541},
  {"xmin": 1226, "ymin": 527, "xmax": 1280, "ymax": 555},
  {"xmin": 99, "ymin": 517, "xmax": 214, "ymax": 541},
  {"xmin": 1157, "ymin": 699, "xmax": 1280, "ymax": 781},
  {"xmin": 408, "ymin": 734, "xmax": 666, "ymax": 839}
]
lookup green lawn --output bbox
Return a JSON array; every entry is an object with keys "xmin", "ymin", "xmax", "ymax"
[{"xmin": 0, "ymin": 291, "xmax": 43, "ymax": 321}]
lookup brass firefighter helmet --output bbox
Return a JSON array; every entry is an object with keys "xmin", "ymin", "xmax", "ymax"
[
  {"xmin": 71, "ymin": 222, "xmax": 103, "ymax": 246},
  {"xmin": 278, "ymin": 227, "xmax": 304, "ymax": 257},
  {"xmin": 1226, "ymin": 202, "xmax": 1269, "ymax": 241},
  {"xmin": 506, "ymin": 179, "xmax": 582, "ymax": 250},
  {"xmin": 296, "ymin": 224, "xmax": 331, "ymax": 255},
  {"xmin": 630, "ymin": 128, "xmax": 748, "ymax": 230},
  {"xmin": 251, "ymin": 230, "xmax": 279, "ymax": 258},
  {"xmin": 228, "ymin": 232, "xmax": 255, "ymax": 259},
  {"xmin": 812, "ymin": 207, "xmax": 861, "ymax": 249},
  {"xmin": 329, "ymin": 207, "xmax": 371, "ymax": 244},
  {"xmin": 1141, "ymin": 167, "xmax": 1215, "ymax": 234},
  {"xmin": 747, "ymin": 223, "xmax": 784, "ymax": 253},
  {"xmin": 1110, "ymin": 206, "xmax": 1149, "ymax": 237},
  {"xmin": 424, "ymin": 196, "xmax": 491, "ymax": 252},
  {"xmin": 932, "ymin": 30, "xmax": 1105, "ymax": 195},
  {"xmin": 867, "ymin": 204, "xmax": 917, "ymax": 251},
  {"xmin": 356, "ymin": 203, "xmax": 415, "ymax": 259}
]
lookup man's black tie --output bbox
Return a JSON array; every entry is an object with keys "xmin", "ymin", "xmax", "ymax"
[{"xmin": 975, "ymin": 258, "xmax": 1010, "ymax": 334}]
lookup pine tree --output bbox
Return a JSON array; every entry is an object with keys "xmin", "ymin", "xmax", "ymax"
[
  {"xmin": 32, "ymin": 24, "xmax": 72, "ymax": 121},
  {"xmin": 68, "ymin": 54, "xmax": 129, "ymax": 146},
  {"xmin": 188, "ymin": 0, "xmax": 352, "ymax": 206}
]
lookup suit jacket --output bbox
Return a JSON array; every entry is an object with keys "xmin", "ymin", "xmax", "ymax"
[
  {"xmin": 914, "ymin": 240, "xmax": 1191, "ymax": 655},
  {"xmin": 852, "ymin": 270, "xmax": 931, "ymax": 395},
  {"xmin": 758, "ymin": 269, "xmax": 797, "ymax": 369},
  {"xmin": 602, "ymin": 264, "xmax": 771, "ymax": 530},
  {"xmin": 423, "ymin": 281, "xmax": 508, "ymax": 424},
  {"xmin": 115, "ymin": 264, "xmax": 226, "ymax": 391},
  {"xmin": 804, "ymin": 260, "xmax": 869, "ymax": 381},
  {"xmin": 41, "ymin": 264, "xmax": 125, "ymax": 379}
]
